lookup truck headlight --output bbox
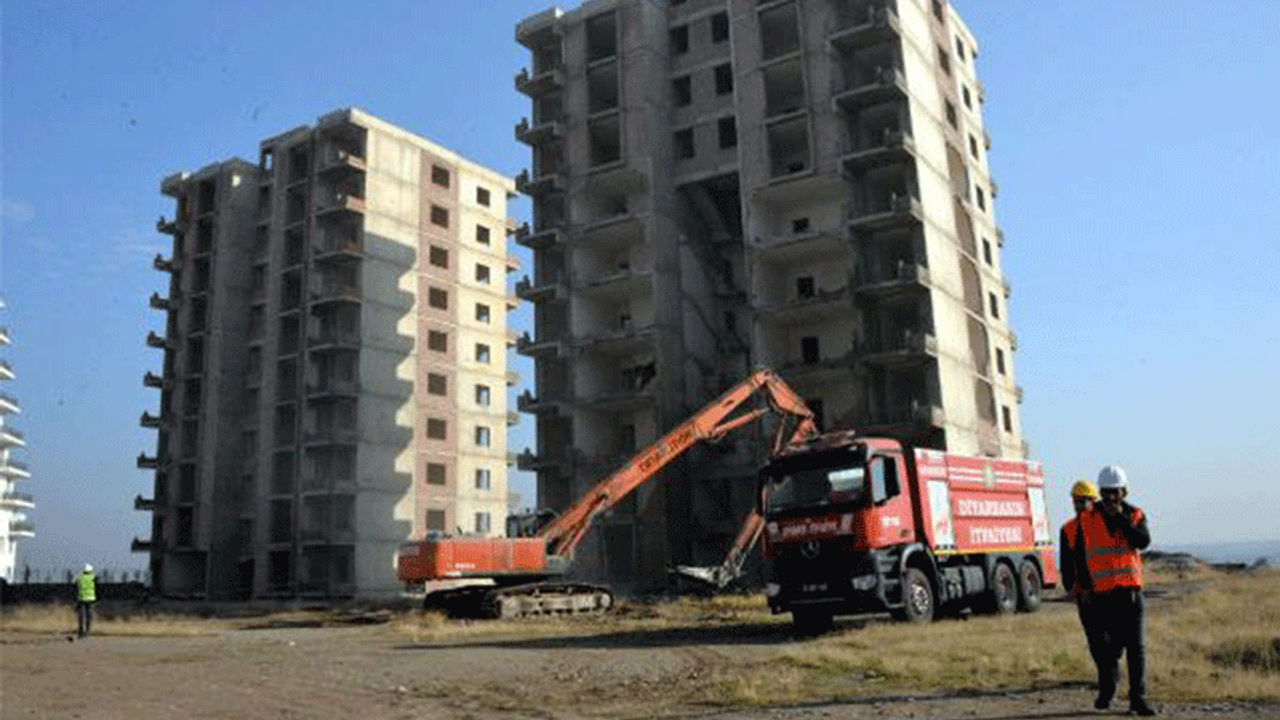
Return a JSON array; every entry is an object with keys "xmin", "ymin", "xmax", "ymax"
[
  {"xmin": 851, "ymin": 574, "xmax": 877, "ymax": 591},
  {"xmin": 764, "ymin": 583, "xmax": 781, "ymax": 598}
]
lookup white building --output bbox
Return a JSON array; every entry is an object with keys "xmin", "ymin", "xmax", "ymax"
[{"xmin": 0, "ymin": 300, "xmax": 36, "ymax": 581}]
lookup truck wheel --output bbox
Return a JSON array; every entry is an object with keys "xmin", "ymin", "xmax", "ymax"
[
  {"xmin": 897, "ymin": 568, "xmax": 935, "ymax": 623},
  {"xmin": 1016, "ymin": 561, "xmax": 1042, "ymax": 613},
  {"xmin": 791, "ymin": 610, "xmax": 834, "ymax": 636},
  {"xmin": 975, "ymin": 562, "xmax": 1018, "ymax": 615},
  {"xmin": 989, "ymin": 562, "xmax": 1018, "ymax": 614}
]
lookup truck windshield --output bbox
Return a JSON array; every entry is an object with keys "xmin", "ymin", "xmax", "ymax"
[{"xmin": 763, "ymin": 463, "xmax": 866, "ymax": 515}]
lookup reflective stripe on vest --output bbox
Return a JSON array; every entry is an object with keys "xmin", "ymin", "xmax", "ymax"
[
  {"xmin": 1080, "ymin": 509, "xmax": 1143, "ymax": 592},
  {"xmin": 77, "ymin": 573, "xmax": 97, "ymax": 602}
]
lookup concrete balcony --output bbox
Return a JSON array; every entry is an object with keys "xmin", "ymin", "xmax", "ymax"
[
  {"xmin": 515, "ymin": 65, "xmax": 565, "ymax": 97},
  {"xmin": 153, "ymin": 254, "xmax": 178, "ymax": 273},
  {"xmin": 776, "ymin": 350, "xmax": 857, "ymax": 385},
  {"xmin": 507, "ymin": 411, "xmax": 520, "ymax": 426},
  {"xmin": 1, "ymin": 459, "xmax": 30, "ymax": 479},
  {"xmin": 9, "ymin": 519, "xmax": 35, "ymax": 537},
  {"xmin": 507, "ymin": 370, "xmax": 520, "ymax": 387},
  {"xmin": 1, "ymin": 491, "xmax": 35, "ymax": 510},
  {"xmin": 829, "ymin": 5, "xmax": 901, "ymax": 52},
  {"xmin": 515, "ymin": 448, "xmax": 572, "ymax": 473},
  {"xmin": 140, "ymin": 411, "xmax": 162, "ymax": 429},
  {"xmin": 0, "ymin": 362, "xmax": 12, "ymax": 381},
  {"xmin": 515, "ymin": 273, "xmax": 567, "ymax": 303},
  {"xmin": 1008, "ymin": 330, "xmax": 1019, "ymax": 351},
  {"xmin": 131, "ymin": 537, "xmax": 155, "ymax": 553},
  {"xmin": 306, "ymin": 378, "xmax": 361, "ymax": 399},
  {"xmin": 307, "ymin": 331, "xmax": 362, "ymax": 353},
  {"xmin": 515, "ymin": 168, "xmax": 566, "ymax": 197},
  {"xmin": 134, "ymin": 495, "xmax": 158, "ymax": 512},
  {"xmin": 156, "ymin": 216, "xmax": 185, "ymax": 236},
  {"xmin": 516, "ymin": 8, "xmax": 563, "ymax": 49},
  {"xmin": 310, "ymin": 280, "xmax": 362, "ymax": 306},
  {"xmin": 1015, "ymin": 385, "xmax": 1025, "ymax": 404},
  {"xmin": 832, "ymin": 66, "xmax": 907, "ymax": 114},
  {"xmin": 575, "ymin": 324, "xmax": 656, "ymax": 357},
  {"xmin": 0, "ymin": 392, "xmax": 18, "ymax": 415},
  {"xmin": 0, "ymin": 327, "xmax": 9, "ymax": 346},
  {"xmin": 0, "ymin": 425, "xmax": 26, "ymax": 449},
  {"xmin": 579, "ymin": 213, "xmax": 643, "ymax": 248},
  {"xmin": 149, "ymin": 292, "xmax": 173, "ymax": 312},
  {"xmin": 578, "ymin": 267, "xmax": 652, "ymax": 301},
  {"xmin": 317, "ymin": 147, "xmax": 367, "ymax": 175},
  {"xmin": 515, "ymin": 116, "xmax": 565, "ymax": 146},
  {"xmin": 577, "ymin": 387, "xmax": 656, "ymax": 413},
  {"xmin": 315, "ymin": 192, "xmax": 366, "ymax": 217},
  {"xmin": 847, "ymin": 193, "xmax": 922, "ymax": 232},
  {"xmin": 145, "ymin": 331, "xmax": 174, "ymax": 350},
  {"xmin": 313, "ymin": 237, "xmax": 363, "ymax": 264},
  {"xmin": 143, "ymin": 371, "xmax": 172, "ymax": 390},
  {"xmin": 303, "ymin": 428, "xmax": 361, "ymax": 447},
  {"xmin": 513, "ymin": 222, "xmax": 567, "ymax": 251},
  {"xmin": 840, "ymin": 130, "xmax": 916, "ymax": 174},
  {"xmin": 752, "ymin": 229, "xmax": 845, "ymax": 262},
  {"xmin": 515, "ymin": 331, "xmax": 565, "ymax": 358},
  {"xmin": 136, "ymin": 453, "xmax": 160, "ymax": 470},
  {"xmin": 854, "ymin": 262, "xmax": 931, "ymax": 300},
  {"xmin": 757, "ymin": 286, "xmax": 852, "ymax": 325},
  {"xmin": 857, "ymin": 330, "xmax": 939, "ymax": 368},
  {"xmin": 516, "ymin": 389, "xmax": 561, "ymax": 416}
]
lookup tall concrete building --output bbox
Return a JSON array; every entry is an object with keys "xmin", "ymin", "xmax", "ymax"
[
  {"xmin": 514, "ymin": 0, "xmax": 1024, "ymax": 588},
  {"xmin": 1, "ymin": 301, "xmax": 36, "ymax": 581},
  {"xmin": 137, "ymin": 109, "xmax": 518, "ymax": 599}
]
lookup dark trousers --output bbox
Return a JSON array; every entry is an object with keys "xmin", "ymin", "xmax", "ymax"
[
  {"xmin": 1085, "ymin": 589, "xmax": 1146, "ymax": 702},
  {"xmin": 76, "ymin": 601, "xmax": 94, "ymax": 637}
]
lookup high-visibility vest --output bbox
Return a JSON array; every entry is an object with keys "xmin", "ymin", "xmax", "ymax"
[
  {"xmin": 1079, "ymin": 508, "xmax": 1144, "ymax": 592},
  {"xmin": 1061, "ymin": 516, "xmax": 1087, "ymax": 591},
  {"xmin": 76, "ymin": 572, "xmax": 97, "ymax": 603}
]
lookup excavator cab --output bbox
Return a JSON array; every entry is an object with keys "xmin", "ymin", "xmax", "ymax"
[{"xmin": 505, "ymin": 508, "xmax": 557, "ymax": 538}]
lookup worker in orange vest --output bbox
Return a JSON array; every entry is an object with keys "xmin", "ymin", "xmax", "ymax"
[
  {"xmin": 1062, "ymin": 465, "xmax": 1155, "ymax": 716},
  {"xmin": 1059, "ymin": 480, "xmax": 1110, "ymax": 684}
]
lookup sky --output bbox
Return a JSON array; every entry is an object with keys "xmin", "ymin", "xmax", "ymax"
[{"xmin": 2, "ymin": 1, "xmax": 1277, "ymax": 575}]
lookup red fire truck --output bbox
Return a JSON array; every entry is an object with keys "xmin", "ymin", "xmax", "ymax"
[{"xmin": 759, "ymin": 431, "xmax": 1056, "ymax": 629}]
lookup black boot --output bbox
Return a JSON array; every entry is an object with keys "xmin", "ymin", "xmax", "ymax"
[{"xmin": 1129, "ymin": 698, "xmax": 1156, "ymax": 716}]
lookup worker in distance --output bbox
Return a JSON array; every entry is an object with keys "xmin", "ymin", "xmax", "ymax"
[{"xmin": 1060, "ymin": 466, "xmax": 1155, "ymax": 716}]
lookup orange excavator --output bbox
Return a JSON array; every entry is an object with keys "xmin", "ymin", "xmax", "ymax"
[{"xmin": 397, "ymin": 368, "xmax": 817, "ymax": 618}]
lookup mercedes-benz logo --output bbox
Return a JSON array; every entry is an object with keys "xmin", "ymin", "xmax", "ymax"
[{"xmin": 800, "ymin": 540, "xmax": 821, "ymax": 559}]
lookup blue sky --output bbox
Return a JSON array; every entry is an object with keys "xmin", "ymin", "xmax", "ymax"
[{"xmin": 2, "ymin": 1, "xmax": 1277, "ymax": 574}]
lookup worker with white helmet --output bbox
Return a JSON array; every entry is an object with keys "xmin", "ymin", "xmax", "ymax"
[
  {"xmin": 1063, "ymin": 465, "xmax": 1154, "ymax": 716},
  {"xmin": 75, "ymin": 563, "xmax": 97, "ymax": 638}
]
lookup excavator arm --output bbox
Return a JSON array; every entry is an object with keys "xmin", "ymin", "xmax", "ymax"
[{"xmin": 539, "ymin": 369, "xmax": 817, "ymax": 559}]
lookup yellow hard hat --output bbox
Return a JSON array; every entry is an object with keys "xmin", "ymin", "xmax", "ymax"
[{"xmin": 1070, "ymin": 480, "xmax": 1098, "ymax": 499}]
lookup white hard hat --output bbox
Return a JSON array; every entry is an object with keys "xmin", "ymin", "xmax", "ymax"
[
  {"xmin": 1097, "ymin": 465, "xmax": 1128, "ymax": 490},
  {"xmin": 84, "ymin": 564, "xmax": 94, "ymax": 573}
]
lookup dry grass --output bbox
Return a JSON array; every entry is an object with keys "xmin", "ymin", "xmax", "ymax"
[
  {"xmin": 0, "ymin": 603, "xmax": 216, "ymax": 637},
  {"xmin": 695, "ymin": 569, "xmax": 1280, "ymax": 707}
]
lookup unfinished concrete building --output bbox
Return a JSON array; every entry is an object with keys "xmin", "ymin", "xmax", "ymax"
[
  {"xmin": 1, "ymin": 301, "xmax": 35, "ymax": 581},
  {"xmin": 514, "ymin": 0, "xmax": 1024, "ymax": 589},
  {"xmin": 137, "ymin": 109, "xmax": 518, "ymax": 599}
]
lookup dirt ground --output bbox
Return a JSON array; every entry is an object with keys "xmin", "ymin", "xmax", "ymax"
[{"xmin": 2, "ymin": 600, "xmax": 1276, "ymax": 720}]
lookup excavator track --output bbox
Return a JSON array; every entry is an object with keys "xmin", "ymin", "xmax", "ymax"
[{"xmin": 425, "ymin": 582, "xmax": 613, "ymax": 620}]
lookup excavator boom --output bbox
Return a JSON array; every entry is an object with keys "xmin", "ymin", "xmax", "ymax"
[{"xmin": 397, "ymin": 368, "xmax": 816, "ymax": 617}]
